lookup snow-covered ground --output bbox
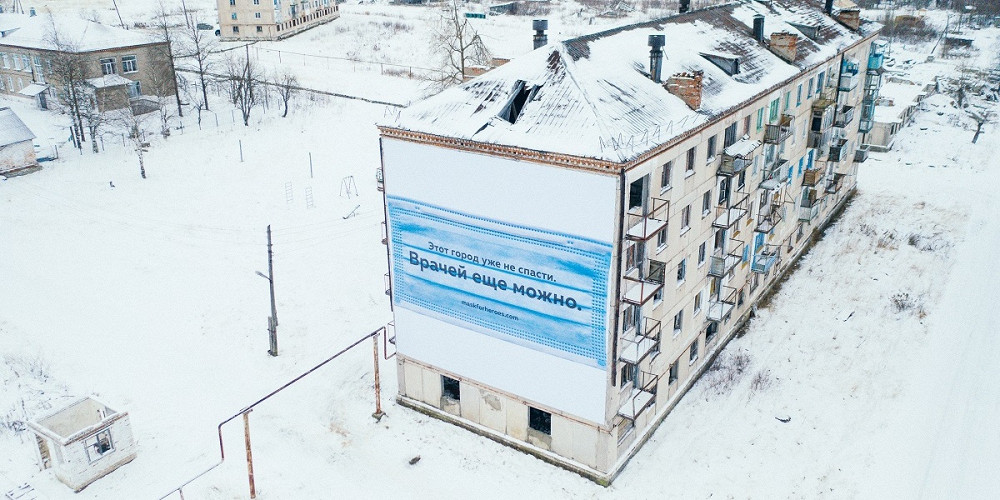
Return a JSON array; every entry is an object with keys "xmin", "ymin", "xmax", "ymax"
[{"xmin": 2, "ymin": 3, "xmax": 1000, "ymax": 499}]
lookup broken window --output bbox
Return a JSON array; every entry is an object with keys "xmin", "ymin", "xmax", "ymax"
[
  {"xmin": 441, "ymin": 375, "xmax": 460, "ymax": 401},
  {"xmin": 528, "ymin": 407, "xmax": 551, "ymax": 435},
  {"xmin": 86, "ymin": 430, "xmax": 114, "ymax": 462},
  {"xmin": 498, "ymin": 80, "xmax": 541, "ymax": 124}
]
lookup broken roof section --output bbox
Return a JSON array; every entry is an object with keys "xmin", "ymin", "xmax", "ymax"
[{"xmin": 388, "ymin": 0, "xmax": 879, "ymax": 164}]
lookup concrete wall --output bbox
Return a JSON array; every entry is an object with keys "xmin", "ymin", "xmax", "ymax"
[
  {"xmin": 218, "ymin": 0, "xmax": 338, "ymax": 41},
  {"xmin": 48, "ymin": 416, "xmax": 137, "ymax": 492},
  {"xmin": 0, "ymin": 140, "xmax": 36, "ymax": 174}
]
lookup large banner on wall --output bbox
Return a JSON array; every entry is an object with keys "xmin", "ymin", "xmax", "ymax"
[
  {"xmin": 382, "ymin": 138, "xmax": 617, "ymax": 424},
  {"xmin": 388, "ymin": 195, "xmax": 612, "ymax": 368}
]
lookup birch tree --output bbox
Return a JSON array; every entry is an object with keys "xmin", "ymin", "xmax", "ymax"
[{"xmin": 431, "ymin": 0, "xmax": 492, "ymax": 86}]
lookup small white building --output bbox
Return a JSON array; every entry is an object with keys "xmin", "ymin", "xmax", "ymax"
[
  {"xmin": 866, "ymin": 79, "xmax": 933, "ymax": 151},
  {"xmin": 26, "ymin": 397, "xmax": 137, "ymax": 492},
  {"xmin": 0, "ymin": 107, "xmax": 36, "ymax": 175}
]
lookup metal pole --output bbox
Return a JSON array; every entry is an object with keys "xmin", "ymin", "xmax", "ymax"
[
  {"xmin": 267, "ymin": 225, "xmax": 278, "ymax": 356},
  {"xmin": 309, "ymin": 152, "xmax": 313, "ymax": 178},
  {"xmin": 372, "ymin": 335, "xmax": 384, "ymax": 420},
  {"xmin": 239, "ymin": 140, "xmax": 244, "ymax": 163},
  {"xmin": 243, "ymin": 411, "xmax": 256, "ymax": 499}
]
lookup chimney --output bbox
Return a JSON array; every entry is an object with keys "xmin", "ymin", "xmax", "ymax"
[
  {"xmin": 753, "ymin": 14, "xmax": 765, "ymax": 42},
  {"xmin": 769, "ymin": 31, "xmax": 798, "ymax": 62},
  {"xmin": 824, "ymin": 0, "xmax": 834, "ymax": 15},
  {"xmin": 665, "ymin": 70, "xmax": 703, "ymax": 110},
  {"xmin": 837, "ymin": 8, "xmax": 861, "ymax": 30},
  {"xmin": 648, "ymin": 34, "xmax": 665, "ymax": 83},
  {"xmin": 679, "ymin": 0, "xmax": 690, "ymax": 14},
  {"xmin": 532, "ymin": 19, "xmax": 548, "ymax": 50}
]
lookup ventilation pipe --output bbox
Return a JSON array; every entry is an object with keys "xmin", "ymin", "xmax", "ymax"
[
  {"xmin": 679, "ymin": 0, "xmax": 690, "ymax": 14},
  {"xmin": 532, "ymin": 19, "xmax": 548, "ymax": 50},
  {"xmin": 753, "ymin": 14, "xmax": 765, "ymax": 42},
  {"xmin": 825, "ymin": 0, "xmax": 833, "ymax": 15},
  {"xmin": 648, "ymin": 34, "xmax": 665, "ymax": 83}
]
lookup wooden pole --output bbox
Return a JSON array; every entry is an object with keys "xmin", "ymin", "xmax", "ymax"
[
  {"xmin": 243, "ymin": 411, "xmax": 256, "ymax": 499},
  {"xmin": 372, "ymin": 334, "xmax": 384, "ymax": 420}
]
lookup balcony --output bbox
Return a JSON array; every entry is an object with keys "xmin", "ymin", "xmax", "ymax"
[
  {"xmin": 842, "ymin": 59, "xmax": 860, "ymax": 76},
  {"xmin": 764, "ymin": 114, "xmax": 794, "ymax": 144},
  {"xmin": 719, "ymin": 138, "xmax": 761, "ymax": 176},
  {"xmin": 376, "ymin": 167, "xmax": 384, "ymax": 192},
  {"xmin": 834, "ymin": 105, "xmax": 856, "ymax": 128},
  {"xmin": 617, "ymin": 370, "xmax": 658, "ymax": 421},
  {"xmin": 808, "ymin": 129, "xmax": 831, "ymax": 152},
  {"xmin": 826, "ymin": 173, "xmax": 846, "ymax": 194},
  {"xmin": 751, "ymin": 245, "xmax": 780, "ymax": 274},
  {"xmin": 838, "ymin": 73, "xmax": 858, "ymax": 91},
  {"xmin": 854, "ymin": 146, "xmax": 869, "ymax": 163},
  {"xmin": 802, "ymin": 168, "xmax": 823, "ymax": 187},
  {"xmin": 625, "ymin": 198, "xmax": 669, "ymax": 241},
  {"xmin": 754, "ymin": 203, "xmax": 782, "ymax": 233},
  {"xmin": 760, "ymin": 158, "xmax": 789, "ymax": 190},
  {"xmin": 619, "ymin": 318, "xmax": 661, "ymax": 365},
  {"xmin": 708, "ymin": 240, "xmax": 744, "ymax": 278},
  {"xmin": 828, "ymin": 138, "xmax": 849, "ymax": 163},
  {"xmin": 706, "ymin": 286, "xmax": 737, "ymax": 322},
  {"xmin": 380, "ymin": 220, "xmax": 388, "ymax": 245},
  {"xmin": 798, "ymin": 204, "xmax": 820, "ymax": 222},
  {"xmin": 712, "ymin": 190, "xmax": 750, "ymax": 229},
  {"xmin": 622, "ymin": 260, "xmax": 665, "ymax": 305}
]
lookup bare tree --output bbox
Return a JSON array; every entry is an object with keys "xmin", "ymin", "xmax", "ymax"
[
  {"xmin": 272, "ymin": 70, "xmax": 298, "ymax": 118},
  {"xmin": 44, "ymin": 15, "xmax": 89, "ymax": 150},
  {"xmin": 431, "ymin": 0, "xmax": 492, "ymax": 86},
  {"xmin": 224, "ymin": 48, "xmax": 262, "ymax": 126},
  {"xmin": 143, "ymin": 55, "xmax": 178, "ymax": 137},
  {"xmin": 80, "ymin": 89, "xmax": 106, "ymax": 153},
  {"xmin": 112, "ymin": 107, "xmax": 151, "ymax": 179},
  {"xmin": 181, "ymin": 14, "xmax": 217, "ymax": 111},
  {"xmin": 151, "ymin": 1, "xmax": 183, "ymax": 117}
]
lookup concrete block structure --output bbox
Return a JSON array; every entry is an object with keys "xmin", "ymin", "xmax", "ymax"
[
  {"xmin": 27, "ymin": 397, "xmax": 137, "ymax": 492},
  {"xmin": 378, "ymin": 0, "xmax": 883, "ymax": 484},
  {"xmin": 217, "ymin": 0, "xmax": 339, "ymax": 41},
  {"xmin": 0, "ymin": 107, "xmax": 36, "ymax": 175}
]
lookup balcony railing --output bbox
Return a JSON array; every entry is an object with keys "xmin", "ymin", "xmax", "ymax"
[
  {"xmin": 619, "ymin": 317, "xmax": 661, "ymax": 365},
  {"xmin": 617, "ymin": 370, "xmax": 658, "ymax": 421},
  {"xmin": 826, "ymin": 173, "xmax": 846, "ymax": 194},
  {"xmin": 802, "ymin": 168, "xmax": 823, "ymax": 187},
  {"xmin": 798, "ymin": 204, "xmax": 820, "ymax": 222},
  {"xmin": 625, "ymin": 198, "xmax": 669, "ymax": 241},
  {"xmin": 828, "ymin": 138, "xmax": 849, "ymax": 163},
  {"xmin": 834, "ymin": 105, "xmax": 856, "ymax": 128},
  {"xmin": 838, "ymin": 73, "xmax": 859, "ymax": 91},
  {"xmin": 622, "ymin": 261, "xmax": 665, "ymax": 305},
  {"xmin": 376, "ymin": 167, "xmax": 384, "ymax": 191},
  {"xmin": 854, "ymin": 146, "xmax": 869, "ymax": 163},
  {"xmin": 751, "ymin": 245, "xmax": 780, "ymax": 274},
  {"xmin": 708, "ymin": 240, "xmax": 744, "ymax": 278},
  {"xmin": 808, "ymin": 129, "xmax": 831, "ymax": 152},
  {"xmin": 760, "ymin": 158, "xmax": 789, "ymax": 190},
  {"xmin": 755, "ymin": 203, "xmax": 783, "ymax": 233},
  {"xmin": 706, "ymin": 285, "xmax": 737, "ymax": 321},
  {"xmin": 712, "ymin": 190, "xmax": 750, "ymax": 229},
  {"xmin": 764, "ymin": 114, "xmax": 794, "ymax": 144},
  {"xmin": 719, "ymin": 138, "xmax": 762, "ymax": 176}
]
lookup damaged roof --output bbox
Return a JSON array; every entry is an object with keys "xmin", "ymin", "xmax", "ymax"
[{"xmin": 387, "ymin": 0, "xmax": 879, "ymax": 164}]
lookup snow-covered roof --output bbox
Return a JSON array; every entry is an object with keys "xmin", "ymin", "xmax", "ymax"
[
  {"xmin": 386, "ymin": 0, "xmax": 879, "ymax": 164},
  {"xmin": 0, "ymin": 107, "xmax": 35, "ymax": 147},
  {"xmin": 87, "ymin": 74, "xmax": 131, "ymax": 88},
  {"xmin": 873, "ymin": 80, "xmax": 928, "ymax": 123},
  {"xmin": 0, "ymin": 13, "xmax": 157, "ymax": 52}
]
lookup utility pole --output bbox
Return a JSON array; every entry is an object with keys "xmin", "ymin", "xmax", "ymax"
[{"xmin": 256, "ymin": 225, "xmax": 278, "ymax": 356}]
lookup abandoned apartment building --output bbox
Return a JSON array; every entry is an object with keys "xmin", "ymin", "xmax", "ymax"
[
  {"xmin": 217, "ymin": 0, "xmax": 340, "ymax": 41},
  {"xmin": 378, "ymin": 0, "xmax": 883, "ymax": 484}
]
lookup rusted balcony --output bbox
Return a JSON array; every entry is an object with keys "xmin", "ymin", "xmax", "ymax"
[
  {"xmin": 751, "ymin": 245, "xmax": 780, "ymax": 274},
  {"xmin": 625, "ymin": 198, "xmax": 669, "ymax": 241},
  {"xmin": 764, "ymin": 114, "xmax": 794, "ymax": 144},
  {"xmin": 834, "ymin": 105, "xmax": 856, "ymax": 128},
  {"xmin": 622, "ymin": 260, "xmax": 665, "ymax": 306},
  {"xmin": 802, "ymin": 168, "xmax": 823, "ymax": 187},
  {"xmin": 617, "ymin": 370, "xmax": 658, "ymax": 421},
  {"xmin": 709, "ymin": 239, "xmax": 744, "ymax": 278},
  {"xmin": 828, "ymin": 138, "xmax": 849, "ymax": 163},
  {"xmin": 719, "ymin": 138, "xmax": 761, "ymax": 176},
  {"xmin": 706, "ymin": 285, "xmax": 737, "ymax": 321},
  {"xmin": 826, "ymin": 173, "xmax": 846, "ymax": 194},
  {"xmin": 619, "ymin": 317, "xmax": 661, "ymax": 365},
  {"xmin": 754, "ymin": 203, "xmax": 783, "ymax": 233}
]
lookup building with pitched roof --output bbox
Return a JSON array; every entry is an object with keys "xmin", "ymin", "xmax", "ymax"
[
  {"xmin": 378, "ymin": 0, "xmax": 884, "ymax": 483},
  {"xmin": 0, "ymin": 13, "xmax": 176, "ymax": 111},
  {"xmin": 0, "ymin": 106, "xmax": 36, "ymax": 175}
]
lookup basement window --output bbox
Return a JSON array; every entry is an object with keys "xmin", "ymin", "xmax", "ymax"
[
  {"xmin": 441, "ymin": 375, "xmax": 460, "ymax": 401},
  {"xmin": 498, "ymin": 80, "xmax": 542, "ymax": 124},
  {"xmin": 528, "ymin": 407, "xmax": 551, "ymax": 435}
]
